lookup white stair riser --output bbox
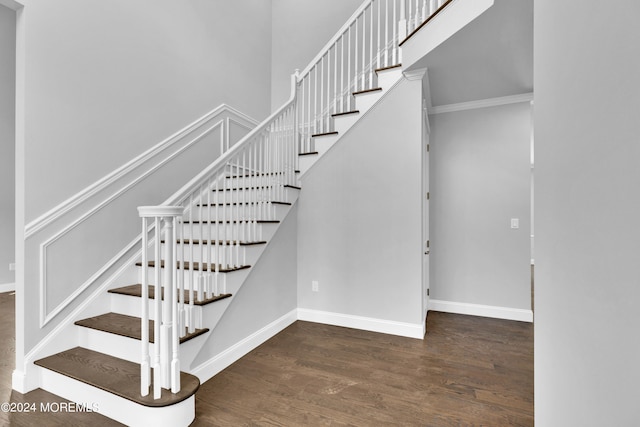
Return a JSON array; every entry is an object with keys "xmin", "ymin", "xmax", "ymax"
[
  {"xmin": 177, "ymin": 222, "xmax": 278, "ymax": 241},
  {"xmin": 185, "ymin": 202, "xmax": 290, "ymax": 221},
  {"xmin": 37, "ymin": 366, "xmax": 195, "ymax": 427},
  {"xmin": 110, "ymin": 293, "xmax": 212, "ymax": 322},
  {"xmin": 222, "ymin": 176, "xmax": 295, "ymax": 187},
  {"xmin": 313, "ymin": 135, "xmax": 340, "ymax": 156},
  {"xmin": 161, "ymin": 242, "xmax": 264, "ymax": 264},
  {"xmin": 203, "ymin": 186, "xmax": 299, "ymax": 203},
  {"xmin": 333, "ymin": 114, "xmax": 360, "ymax": 135},
  {"xmin": 354, "ymin": 91, "xmax": 383, "ymax": 114},
  {"xmin": 376, "ymin": 68, "xmax": 403, "ymax": 92},
  {"xmin": 133, "ymin": 263, "xmax": 250, "ymax": 298},
  {"xmin": 76, "ymin": 319, "xmax": 214, "ymax": 370},
  {"xmin": 298, "ymin": 155, "xmax": 318, "ymax": 175}
]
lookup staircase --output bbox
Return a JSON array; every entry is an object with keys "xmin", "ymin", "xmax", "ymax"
[{"xmin": 26, "ymin": 0, "xmax": 453, "ymax": 425}]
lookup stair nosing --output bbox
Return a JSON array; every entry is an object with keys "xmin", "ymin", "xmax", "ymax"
[
  {"xmin": 135, "ymin": 260, "xmax": 251, "ymax": 273},
  {"xmin": 331, "ymin": 110, "xmax": 360, "ymax": 118},
  {"xmin": 311, "ymin": 131, "xmax": 339, "ymax": 138},
  {"xmin": 375, "ymin": 63, "xmax": 402, "ymax": 73},
  {"xmin": 74, "ymin": 312, "xmax": 210, "ymax": 344},
  {"xmin": 109, "ymin": 284, "xmax": 233, "ymax": 307},
  {"xmin": 353, "ymin": 87, "xmax": 382, "ymax": 96},
  {"xmin": 34, "ymin": 346, "xmax": 200, "ymax": 408}
]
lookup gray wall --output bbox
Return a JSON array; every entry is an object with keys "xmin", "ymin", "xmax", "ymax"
[
  {"xmin": 0, "ymin": 5, "xmax": 15, "ymax": 286},
  {"xmin": 21, "ymin": 0, "xmax": 273, "ymax": 223},
  {"xmin": 429, "ymin": 103, "xmax": 531, "ymax": 310},
  {"xmin": 192, "ymin": 204, "xmax": 298, "ymax": 366},
  {"xmin": 270, "ymin": 0, "xmax": 363, "ymax": 111},
  {"xmin": 535, "ymin": 0, "xmax": 640, "ymax": 424},
  {"xmin": 297, "ymin": 78, "xmax": 424, "ymax": 326}
]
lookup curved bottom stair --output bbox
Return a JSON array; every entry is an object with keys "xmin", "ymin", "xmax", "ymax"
[{"xmin": 34, "ymin": 347, "xmax": 199, "ymax": 427}]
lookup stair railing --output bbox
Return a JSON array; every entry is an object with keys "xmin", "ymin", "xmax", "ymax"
[
  {"xmin": 136, "ymin": 0, "xmax": 453, "ymax": 399},
  {"xmin": 296, "ymin": 0, "xmax": 452, "ymax": 154},
  {"xmin": 137, "ymin": 72, "xmax": 299, "ymax": 398}
]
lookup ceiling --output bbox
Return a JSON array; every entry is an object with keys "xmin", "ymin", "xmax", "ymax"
[{"xmin": 415, "ymin": 0, "xmax": 533, "ymax": 107}]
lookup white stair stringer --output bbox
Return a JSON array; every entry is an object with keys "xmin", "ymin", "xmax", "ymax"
[
  {"xmin": 104, "ymin": 185, "xmax": 301, "ymax": 368},
  {"xmin": 36, "ymin": 364, "xmax": 195, "ymax": 427},
  {"xmin": 299, "ymin": 67, "xmax": 403, "ymax": 177},
  {"xmin": 32, "ymin": 175, "xmax": 300, "ymax": 426}
]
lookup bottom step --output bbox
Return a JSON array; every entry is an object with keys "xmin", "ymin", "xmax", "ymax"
[{"xmin": 35, "ymin": 347, "xmax": 199, "ymax": 426}]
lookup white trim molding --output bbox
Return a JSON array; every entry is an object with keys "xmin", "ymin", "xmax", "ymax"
[
  {"xmin": 429, "ymin": 299, "xmax": 533, "ymax": 323},
  {"xmin": 190, "ymin": 309, "xmax": 298, "ymax": 383},
  {"xmin": 25, "ymin": 104, "xmax": 257, "ymax": 238},
  {"xmin": 297, "ymin": 308, "xmax": 425, "ymax": 339},
  {"xmin": 429, "ymin": 92, "xmax": 534, "ymax": 115},
  {"xmin": 30, "ymin": 105, "xmax": 257, "ymax": 327}
]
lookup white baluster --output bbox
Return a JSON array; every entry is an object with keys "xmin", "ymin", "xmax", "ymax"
[
  {"xmin": 377, "ymin": 0, "xmax": 381, "ymax": 70},
  {"xmin": 188, "ymin": 195, "xmax": 194, "ymax": 333},
  {"xmin": 355, "ymin": 16, "xmax": 359, "ymax": 92},
  {"xmin": 385, "ymin": 0, "xmax": 389, "ymax": 67},
  {"xmin": 361, "ymin": 12, "xmax": 366, "ymax": 90},
  {"xmin": 333, "ymin": 42, "xmax": 338, "ymax": 116},
  {"xmin": 399, "ymin": 0, "xmax": 407, "ymax": 40},
  {"xmin": 340, "ymin": 34, "xmax": 345, "ymax": 113},
  {"xmin": 153, "ymin": 217, "xmax": 161, "ymax": 398},
  {"xmin": 369, "ymin": 5, "xmax": 374, "ymax": 89},
  {"xmin": 348, "ymin": 25, "xmax": 352, "ymax": 110},
  {"xmin": 393, "ymin": 0, "xmax": 398, "ymax": 64},
  {"xmin": 170, "ymin": 216, "xmax": 180, "ymax": 394},
  {"xmin": 140, "ymin": 217, "xmax": 150, "ymax": 397}
]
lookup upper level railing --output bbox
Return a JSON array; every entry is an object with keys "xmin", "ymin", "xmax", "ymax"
[{"xmin": 137, "ymin": 0, "xmax": 454, "ymax": 399}]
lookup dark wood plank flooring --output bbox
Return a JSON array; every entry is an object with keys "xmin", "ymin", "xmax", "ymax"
[
  {"xmin": 1, "ymin": 291, "xmax": 533, "ymax": 426},
  {"xmin": 192, "ymin": 315, "xmax": 533, "ymax": 426}
]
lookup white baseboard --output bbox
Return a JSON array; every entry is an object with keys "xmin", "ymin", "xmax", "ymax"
[
  {"xmin": 190, "ymin": 309, "xmax": 298, "ymax": 383},
  {"xmin": 0, "ymin": 282, "xmax": 15, "ymax": 293},
  {"xmin": 429, "ymin": 299, "xmax": 533, "ymax": 323},
  {"xmin": 297, "ymin": 308, "xmax": 425, "ymax": 339}
]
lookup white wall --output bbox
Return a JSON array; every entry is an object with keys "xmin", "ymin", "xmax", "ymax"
[
  {"xmin": 21, "ymin": 0, "xmax": 273, "ymax": 223},
  {"xmin": 270, "ymin": 0, "xmax": 363, "ymax": 111},
  {"xmin": 429, "ymin": 102, "xmax": 531, "ymax": 312},
  {"xmin": 0, "ymin": 5, "xmax": 15, "ymax": 286},
  {"xmin": 297, "ymin": 78, "xmax": 424, "ymax": 331},
  {"xmin": 535, "ymin": 1, "xmax": 640, "ymax": 424},
  {"xmin": 191, "ymin": 204, "xmax": 298, "ymax": 369}
]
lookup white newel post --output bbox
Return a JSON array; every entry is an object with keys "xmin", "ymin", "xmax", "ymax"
[{"xmin": 138, "ymin": 206, "xmax": 184, "ymax": 399}]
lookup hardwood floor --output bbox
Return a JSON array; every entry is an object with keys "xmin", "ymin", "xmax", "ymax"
[
  {"xmin": 193, "ymin": 315, "xmax": 533, "ymax": 426},
  {"xmin": 1, "ymin": 291, "xmax": 533, "ymax": 426}
]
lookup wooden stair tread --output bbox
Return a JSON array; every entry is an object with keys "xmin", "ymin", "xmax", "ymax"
[
  {"xmin": 353, "ymin": 87, "xmax": 382, "ymax": 96},
  {"xmin": 34, "ymin": 347, "xmax": 200, "ymax": 408},
  {"xmin": 299, "ymin": 151, "xmax": 318, "ymax": 156},
  {"xmin": 399, "ymin": 0, "xmax": 454, "ymax": 46},
  {"xmin": 196, "ymin": 201, "xmax": 291, "ymax": 207},
  {"xmin": 109, "ymin": 284, "xmax": 232, "ymax": 306},
  {"xmin": 211, "ymin": 185, "xmax": 290, "ymax": 192},
  {"xmin": 135, "ymin": 260, "xmax": 250, "ymax": 273},
  {"xmin": 74, "ymin": 312, "xmax": 209, "ymax": 344},
  {"xmin": 225, "ymin": 171, "xmax": 299, "ymax": 178},
  {"xmin": 182, "ymin": 219, "xmax": 279, "ymax": 224},
  {"xmin": 331, "ymin": 110, "xmax": 360, "ymax": 117},
  {"xmin": 375, "ymin": 63, "xmax": 402, "ymax": 73},
  {"xmin": 311, "ymin": 131, "xmax": 338, "ymax": 138},
  {"xmin": 162, "ymin": 239, "xmax": 267, "ymax": 246}
]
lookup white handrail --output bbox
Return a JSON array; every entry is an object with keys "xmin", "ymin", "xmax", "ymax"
[{"xmin": 163, "ymin": 72, "xmax": 299, "ymax": 208}]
